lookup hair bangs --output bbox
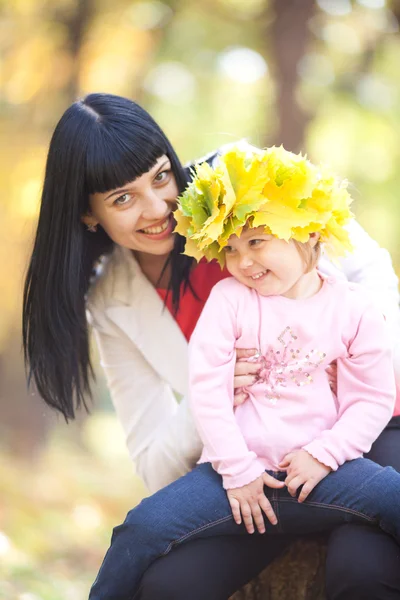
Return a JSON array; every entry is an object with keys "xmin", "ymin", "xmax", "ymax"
[{"xmin": 84, "ymin": 122, "xmax": 169, "ymax": 196}]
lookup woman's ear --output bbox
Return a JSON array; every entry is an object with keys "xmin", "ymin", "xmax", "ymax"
[
  {"xmin": 309, "ymin": 232, "xmax": 320, "ymax": 248},
  {"xmin": 81, "ymin": 213, "xmax": 99, "ymax": 229}
]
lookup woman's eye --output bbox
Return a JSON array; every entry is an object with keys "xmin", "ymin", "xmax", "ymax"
[
  {"xmin": 154, "ymin": 170, "xmax": 171, "ymax": 183},
  {"xmin": 114, "ymin": 193, "xmax": 132, "ymax": 206}
]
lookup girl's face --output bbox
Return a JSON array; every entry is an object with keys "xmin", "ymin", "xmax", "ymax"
[
  {"xmin": 84, "ymin": 155, "xmax": 178, "ymax": 257},
  {"xmin": 224, "ymin": 227, "xmax": 318, "ymax": 299}
]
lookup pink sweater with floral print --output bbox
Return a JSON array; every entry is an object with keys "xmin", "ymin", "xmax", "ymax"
[{"xmin": 188, "ymin": 275, "xmax": 396, "ymax": 490}]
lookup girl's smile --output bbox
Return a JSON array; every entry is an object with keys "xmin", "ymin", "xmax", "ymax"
[{"xmin": 249, "ymin": 269, "xmax": 270, "ymax": 281}]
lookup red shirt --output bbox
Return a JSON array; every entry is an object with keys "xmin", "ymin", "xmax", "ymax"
[{"xmin": 157, "ymin": 260, "xmax": 231, "ymax": 341}]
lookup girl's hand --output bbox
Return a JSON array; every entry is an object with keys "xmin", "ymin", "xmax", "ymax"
[
  {"xmin": 227, "ymin": 472, "xmax": 285, "ymax": 534},
  {"xmin": 233, "ymin": 348, "xmax": 261, "ymax": 406},
  {"xmin": 279, "ymin": 450, "xmax": 331, "ymax": 503}
]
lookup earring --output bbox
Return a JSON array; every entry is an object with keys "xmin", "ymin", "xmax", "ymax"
[{"xmin": 87, "ymin": 224, "xmax": 98, "ymax": 233}]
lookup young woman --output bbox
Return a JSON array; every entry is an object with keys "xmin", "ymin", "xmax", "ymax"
[{"xmin": 23, "ymin": 93, "xmax": 400, "ymax": 599}]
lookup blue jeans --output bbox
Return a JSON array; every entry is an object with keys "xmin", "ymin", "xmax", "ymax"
[{"xmin": 89, "ymin": 458, "xmax": 400, "ymax": 600}]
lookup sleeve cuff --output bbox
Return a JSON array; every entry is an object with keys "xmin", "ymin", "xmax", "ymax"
[
  {"xmin": 221, "ymin": 461, "xmax": 266, "ymax": 490},
  {"xmin": 302, "ymin": 443, "xmax": 339, "ymax": 471}
]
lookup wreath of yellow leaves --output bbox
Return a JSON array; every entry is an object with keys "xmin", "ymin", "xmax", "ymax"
[{"xmin": 174, "ymin": 146, "xmax": 354, "ymax": 265}]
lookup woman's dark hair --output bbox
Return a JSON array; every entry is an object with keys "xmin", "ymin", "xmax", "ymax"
[{"xmin": 22, "ymin": 93, "xmax": 193, "ymax": 421}]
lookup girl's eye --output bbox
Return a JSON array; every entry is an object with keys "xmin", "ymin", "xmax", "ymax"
[
  {"xmin": 154, "ymin": 170, "xmax": 171, "ymax": 183},
  {"xmin": 224, "ymin": 245, "xmax": 235, "ymax": 254},
  {"xmin": 114, "ymin": 193, "xmax": 132, "ymax": 206},
  {"xmin": 249, "ymin": 239, "xmax": 264, "ymax": 247}
]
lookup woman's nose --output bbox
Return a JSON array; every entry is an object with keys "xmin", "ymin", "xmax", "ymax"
[{"xmin": 141, "ymin": 190, "xmax": 169, "ymax": 220}]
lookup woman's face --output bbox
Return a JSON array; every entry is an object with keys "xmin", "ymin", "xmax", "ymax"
[{"xmin": 85, "ymin": 155, "xmax": 178, "ymax": 256}]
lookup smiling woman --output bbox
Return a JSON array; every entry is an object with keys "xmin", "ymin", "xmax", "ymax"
[
  {"xmin": 23, "ymin": 93, "xmax": 193, "ymax": 420},
  {"xmin": 22, "ymin": 93, "xmax": 400, "ymax": 600}
]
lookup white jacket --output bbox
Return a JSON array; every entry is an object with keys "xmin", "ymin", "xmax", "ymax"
[{"xmin": 87, "ymin": 220, "xmax": 400, "ymax": 493}]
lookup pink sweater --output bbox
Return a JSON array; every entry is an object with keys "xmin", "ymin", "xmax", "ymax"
[{"xmin": 189, "ymin": 275, "xmax": 396, "ymax": 490}]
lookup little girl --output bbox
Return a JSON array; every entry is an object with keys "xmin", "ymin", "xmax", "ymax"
[{"xmin": 89, "ymin": 147, "xmax": 400, "ymax": 600}]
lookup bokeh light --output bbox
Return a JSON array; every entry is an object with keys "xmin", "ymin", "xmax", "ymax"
[{"xmin": 218, "ymin": 47, "xmax": 268, "ymax": 84}]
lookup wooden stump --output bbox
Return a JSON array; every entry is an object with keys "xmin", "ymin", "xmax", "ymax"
[{"xmin": 230, "ymin": 539, "xmax": 327, "ymax": 600}]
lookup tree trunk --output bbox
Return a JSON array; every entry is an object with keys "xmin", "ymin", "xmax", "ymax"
[
  {"xmin": 59, "ymin": 0, "xmax": 94, "ymax": 102},
  {"xmin": 269, "ymin": 0, "xmax": 316, "ymax": 152},
  {"xmin": 0, "ymin": 329, "xmax": 57, "ymax": 456},
  {"xmin": 230, "ymin": 538, "xmax": 327, "ymax": 600}
]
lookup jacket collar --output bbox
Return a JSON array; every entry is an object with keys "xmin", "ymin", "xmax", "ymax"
[{"xmin": 104, "ymin": 246, "xmax": 189, "ymax": 396}]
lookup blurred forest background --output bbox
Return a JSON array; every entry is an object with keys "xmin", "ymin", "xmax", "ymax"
[{"xmin": 0, "ymin": 0, "xmax": 399, "ymax": 598}]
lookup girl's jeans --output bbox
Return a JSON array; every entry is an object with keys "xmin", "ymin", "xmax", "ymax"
[{"xmin": 89, "ymin": 458, "xmax": 400, "ymax": 600}]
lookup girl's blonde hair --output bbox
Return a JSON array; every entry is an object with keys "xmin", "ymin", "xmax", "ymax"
[{"xmin": 293, "ymin": 239, "xmax": 321, "ymax": 273}]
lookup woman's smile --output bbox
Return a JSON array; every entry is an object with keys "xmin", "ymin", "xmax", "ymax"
[{"xmin": 138, "ymin": 213, "xmax": 175, "ymax": 240}]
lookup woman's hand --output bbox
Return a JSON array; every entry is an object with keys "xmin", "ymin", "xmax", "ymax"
[
  {"xmin": 233, "ymin": 348, "xmax": 261, "ymax": 406},
  {"xmin": 325, "ymin": 360, "xmax": 338, "ymax": 395},
  {"xmin": 227, "ymin": 472, "xmax": 285, "ymax": 534},
  {"xmin": 279, "ymin": 450, "xmax": 331, "ymax": 503}
]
